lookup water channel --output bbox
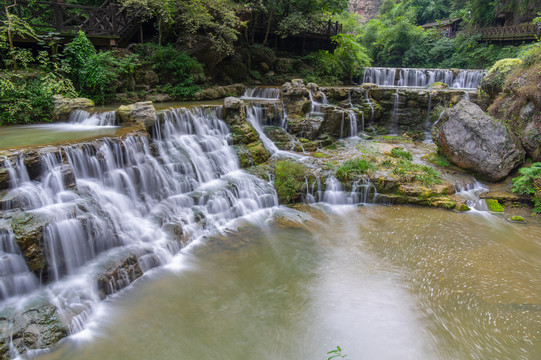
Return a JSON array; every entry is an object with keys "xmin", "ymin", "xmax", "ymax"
[{"xmin": 32, "ymin": 205, "xmax": 541, "ymax": 360}]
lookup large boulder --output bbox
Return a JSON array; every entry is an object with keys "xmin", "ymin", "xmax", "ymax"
[
  {"xmin": 116, "ymin": 101, "xmax": 157, "ymax": 129},
  {"xmin": 433, "ymin": 100, "xmax": 525, "ymax": 181},
  {"xmin": 52, "ymin": 95, "xmax": 94, "ymax": 122}
]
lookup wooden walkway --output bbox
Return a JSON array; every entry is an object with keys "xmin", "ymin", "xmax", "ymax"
[
  {"xmin": 2, "ymin": 0, "xmax": 141, "ymax": 47},
  {"xmin": 464, "ymin": 23, "xmax": 540, "ymax": 42}
]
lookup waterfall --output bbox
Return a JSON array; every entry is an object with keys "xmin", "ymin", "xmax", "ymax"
[
  {"xmin": 423, "ymin": 92, "xmax": 433, "ymax": 142},
  {"xmin": 0, "ymin": 106, "xmax": 277, "ymax": 327},
  {"xmin": 454, "ymin": 181, "xmax": 489, "ymax": 212},
  {"xmin": 321, "ymin": 177, "xmax": 376, "ymax": 205},
  {"xmin": 363, "ymin": 67, "xmax": 485, "ymax": 89},
  {"xmin": 241, "ymin": 87, "xmax": 281, "ymax": 100},
  {"xmin": 348, "ymin": 111, "xmax": 358, "ymax": 137},
  {"xmin": 391, "ymin": 90, "xmax": 400, "ymax": 135},
  {"xmin": 364, "ymin": 91, "xmax": 376, "ymax": 133},
  {"xmin": 68, "ymin": 110, "xmax": 117, "ymax": 126},
  {"xmin": 0, "ymin": 228, "xmax": 39, "ymax": 299}
]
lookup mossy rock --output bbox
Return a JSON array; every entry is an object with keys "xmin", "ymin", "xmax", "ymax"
[
  {"xmin": 273, "ymin": 160, "xmax": 308, "ymax": 204},
  {"xmin": 11, "ymin": 212, "xmax": 49, "ymax": 277},
  {"xmin": 456, "ymin": 202, "xmax": 471, "ymax": 212},
  {"xmin": 486, "ymin": 199, "xmax": 505, "ymax": 212},
  {"xmin": 509, "ymin": 215, "xmax": 525, "ymax": 222}
]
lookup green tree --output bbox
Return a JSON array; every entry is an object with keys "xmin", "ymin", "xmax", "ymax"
[
  {"xmin": 1, "ymin": 0, "xmax": 37, "ymax": 70},
  {"xmin": 332, "ymin": 33, "xmax": 371, "ymax": 81}
]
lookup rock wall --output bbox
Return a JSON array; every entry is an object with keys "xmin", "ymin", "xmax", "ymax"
[{"xmin": 349, "ymin": 0, "xmax": 381, "ymax": 21}]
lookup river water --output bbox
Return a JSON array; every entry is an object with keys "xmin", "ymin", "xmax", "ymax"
[{"xmin": 32, "ymin": 205, "xmax": 541, "ymax": 360}]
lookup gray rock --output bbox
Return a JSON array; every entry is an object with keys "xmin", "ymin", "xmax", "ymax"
[
  {"xmin": 52, "ymin": 95, "xmax": 94, "ymax": 122},
  {"xmin": 116, "ymin": 101, "xmax": 157, "ymax": 129},
  {"xmin": 281, "ymin": 80, "xmax": 311, "ymax": 116},
  {"xmin": 433, "ymin": 100, "xmax": 525, "ymax": 181},
  {"xmin": 0, "ymin": 302, "xmax": 69, "ymax": 359}
]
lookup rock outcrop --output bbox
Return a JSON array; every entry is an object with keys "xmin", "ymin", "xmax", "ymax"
[
  {"xmin": 223, "ymin": 97, "xmax": 270, "ymax": 167},
  {"xmin": 281, "ymin": 79, "xmax": 312, "ymax": 116},
  {"xmin": 116, "ymin": 101, "xmax": 157, "ymax": 129},
  {"xmin": 52, "ymin": 95, "xmax": 94, "ymax": 122},
  {"xmin": 433, "ymin": 100, "xmax": 525, "ymax": 181}
]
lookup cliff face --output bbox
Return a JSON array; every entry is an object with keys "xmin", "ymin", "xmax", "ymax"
[
  {"xmin": 349, "ymin": 0, "xmax": 381, "ymax": 21},
  {"xmin": 495, "ymin": 0, "xmax": 541, "ymax": 25}
]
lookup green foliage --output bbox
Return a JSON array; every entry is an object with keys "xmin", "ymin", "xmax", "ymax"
[
  {"xmin": 336, "ymin": 158, "xmax": 376, "ymax": 181},
  {"xmin": 134, "ymin": 43, "xmax": 201, "ymax": 98},
  {"xmin": 332, "ymin": 33, "xmax": 371, "ymax": 80},
  {"xmin": 486, "ymin": 199, "xmax": 504, "ymax": 212},
  {"xmin": 0, "ymin": 72, "xmax": 77, "ymax": 125},
  {"xmin": 391, "ymin": 159, "xmax": 443, "ymax": 185},
  {"xmin": 390, "ymin": 147, "xmax": 413, "ymax": 160},
  {"xmin": 512, "ymin": 163, "xmax": 541, "ymax": 213},
  {"xmin": 273, "ymin": 160, "xmax": 307, "ymax": 204},
  {"xmin": 63, "ymin": 31, "xmax": 141, "ymax": 103},
  {"xmin": 327, "ymin": 346, "xmax": 348, "ymax": 360}
]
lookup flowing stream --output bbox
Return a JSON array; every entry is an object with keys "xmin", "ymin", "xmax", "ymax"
[
  {"xmin": 30, "ymin": 205, "xmax": 541, "ymax": 360},
  {"xmin": 1, "ymin": 103, "xmax": 540, "ymax": 360}
]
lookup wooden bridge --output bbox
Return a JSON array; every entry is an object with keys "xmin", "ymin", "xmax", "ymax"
[
  {"xmin": 2, "ymin": 0, "xmax": 142, "ymax": 47},
  {"xmin": 464, "ymin": 23, "xmax": 540, "ymax": 43}
]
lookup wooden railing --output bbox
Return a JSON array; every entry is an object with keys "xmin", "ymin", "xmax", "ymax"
[
  {"xmin": 254, "ymin": 15, "xmax": 342, "ymax": 38},
  {"xmin": 1, "ymin": 0, "xmax": 138, "ymax": 38},
  {"xmin": 464, "ymin": 23, "xmax": 540, "ymax": 42}
]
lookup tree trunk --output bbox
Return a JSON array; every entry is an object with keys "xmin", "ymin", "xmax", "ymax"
[
  {"xmin": 262, "ymin": 10, "xmax": 273, "ymax": 46},
  {"xmin": 4, "ymin": 0, "xmax": 17, "ymax": 71}
]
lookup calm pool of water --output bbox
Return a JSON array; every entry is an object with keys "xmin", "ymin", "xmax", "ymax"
[
  {"xmin": 0, "ymin": 124, "xmax": 121, "ymax": 150},
  {"xmin": 31, "ymin": 205, "xmax": 541, "ymax": 360}
]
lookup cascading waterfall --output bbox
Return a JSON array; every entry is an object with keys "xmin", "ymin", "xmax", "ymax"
[
  {"xmin": 321, "ymin": 177, "xmax": 376, "ymax": 205},
  {"xmin": 424, "ymin": 92, "xmax": 433, "ymax": 142},
  {"xmin": 241, "ymin": 87, "xmax": 281, "ymax": 100},
  {"xmin": 348, "ymin": 111, "xmax": 358, "ymax": 137},
  {"xmin": 363, "ymin": 67, "xmax": 484, "ymax": 89},
  {"xmin": 391, "ymin": 90, "xmax": 400, "ymax": 135},
  {"xmin": 0, "ymin": 106, "xmax": 277, "ymax": 333},
  {"xmin": 454, "ymin": 181, "xmax": 489, "ymax": 212},
  {"xmin": 0, "ymin": 228, "xmax": 39, "ymax": 299},
  {"xmin": 68, "ymin": 110, "xmax": 117, "ymax": 126}
]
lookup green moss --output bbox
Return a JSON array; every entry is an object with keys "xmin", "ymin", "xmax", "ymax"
[
  {"xmin": 273, "ymin": 160, "xmax": 307, "ymax": 204},
  {"xmin": 509, "ymin": 215, "xmax": 525, "ymax": 222},
  {"xmin": 456, "ymin": 203, "xmax": 471, "ymax": 212},
  {"xmin": 486, "ymin": 199, "xmax": 505, "ymax": 212},
  {"xmin": 335, "ymin": 158, "xmax": 376, "ymax": 182}
]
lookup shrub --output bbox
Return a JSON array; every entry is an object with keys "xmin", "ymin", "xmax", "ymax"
[
  {"xmin": 335, "ymin": 158, "xmax": 376, "ymax": 182},
  {"xmin": 273, "ymin": 160, "xmax": 307, "ymax": 204},
  {"xmin": 512, "ymin": 163, "xmax": 541, "ymax": 213},
  {"xmin": 133, "ymin": 43, "xmax": 202, "ymax": 98},
  {"xmin": 0, "ymin": 72, "xmax": 76, "ymax": 125},
  {"xmin": 63, "ymin": 31, "xmax": 139, "ymax": 103}
]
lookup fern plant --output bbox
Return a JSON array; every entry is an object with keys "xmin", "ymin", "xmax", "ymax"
[{"xmin": 512, "ymin": 163, "xmax": 541, "ymax": 213}]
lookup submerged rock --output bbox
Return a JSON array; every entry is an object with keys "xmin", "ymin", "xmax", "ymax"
[{"xmin": 433, "ymin": 100, "xmax": 525, "ymax": 181}]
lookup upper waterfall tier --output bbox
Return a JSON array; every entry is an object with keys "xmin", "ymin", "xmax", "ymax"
[{"xmin": 362, "ymin": 67, "xmax": 484, "ymax": 89}]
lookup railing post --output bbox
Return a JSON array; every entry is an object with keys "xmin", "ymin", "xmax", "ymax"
[
  {"xmin": 111, "ymin": 2, "xmax": 117, "ymax": 35},
  {"xmin": 328, "ymin": 19, "xmax": 331, "ymax": 36}
]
